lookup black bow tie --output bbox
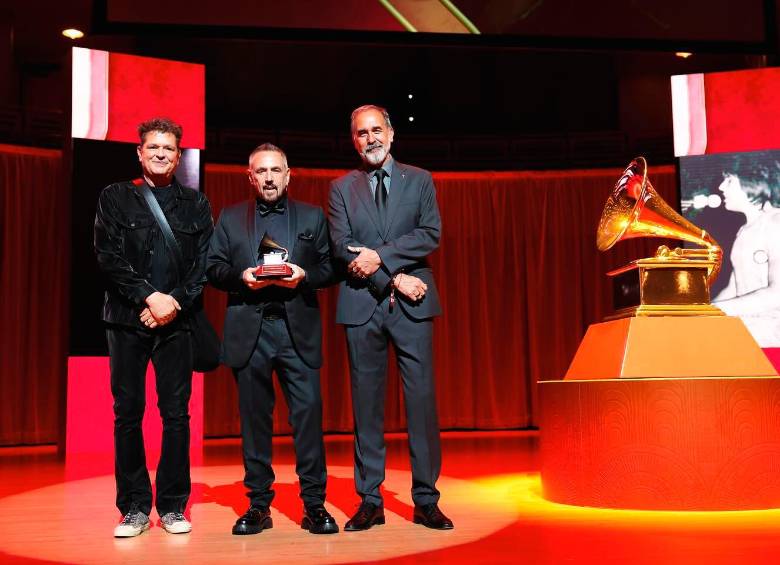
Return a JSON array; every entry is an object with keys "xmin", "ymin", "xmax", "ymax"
[{"xmin": 257, "ymin": 198, "xmax": 285, "ymax": 217}]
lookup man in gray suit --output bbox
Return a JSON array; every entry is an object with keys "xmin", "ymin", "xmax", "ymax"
[{"xmin": 328, "ymin": 104, "xmax": 453, "ymax": 530}]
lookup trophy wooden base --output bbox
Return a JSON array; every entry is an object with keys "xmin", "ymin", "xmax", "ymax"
[
  {"xmin": 254, "ymin": 264, "xmax": 292, "ymax": 278},
  {"xmin": 564, "ymin": 316, "xmax": 777, "ymax": 380}
]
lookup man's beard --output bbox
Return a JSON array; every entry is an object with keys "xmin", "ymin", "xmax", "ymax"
[
  {"xmin": 362, "ymin": 142, "xmax": 386, "ymax": 166},
  {"xmin": 259, "ymin": 183, "xmax": 284, "ymax": 203}
]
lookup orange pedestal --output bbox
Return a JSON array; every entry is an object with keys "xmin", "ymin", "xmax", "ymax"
[{"xmin": 539, "ymin": 377, "xmax": 780, "ymax": 510}]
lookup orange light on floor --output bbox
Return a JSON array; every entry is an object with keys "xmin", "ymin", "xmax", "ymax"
[
  {"xmin": 676, "ymin": 52, "xmax": 693, "ymax": 58},
  {"xmin": 478, "ymin": 473, "xmax": 780, "ymax": 532},
  {"xmin": 62, "ymin": 28, "xmax": 85, "ymax": 40}
]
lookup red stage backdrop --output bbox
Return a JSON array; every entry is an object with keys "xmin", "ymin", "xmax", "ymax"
[{"xmin": 0, "ymin": 145, "xmax": 677, "ymax": 444}]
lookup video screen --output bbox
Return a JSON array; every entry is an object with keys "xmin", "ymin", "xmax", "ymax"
[
  {"xmin": 672, "ymin": 68, "xmax": 780, "ymax": 158},
  {"xmin": 674, "ymin": 66, "xmax": 780, "ymax": 348},
  {"xmin": 71, "ymin": 47, "xmax": 205, "ymax": 149}
]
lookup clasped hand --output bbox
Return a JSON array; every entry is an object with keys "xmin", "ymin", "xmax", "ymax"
[
  {"xmin": 347, "ymin": 245, "xmax": 381, "ymax": 277},
  {"xmin": 140, "ymin": 291, "xmax": 181, "ymax": 329},
  {"xmin": 242, "ymin": 263, "xmax": 306, "ymax": 290},
  {"xmin": 394, "ymin": 273, "xmax": 427, "ymax": 302}
]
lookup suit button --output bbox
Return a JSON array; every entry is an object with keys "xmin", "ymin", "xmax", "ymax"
[
  {"xmin": 146, "ymin": 273, "xmax": 152, "ymax": 278},
  {"xmin": 130, "ymin": 222, "xmax": 136, "ymax": 227},
  {"xmin": 149, "ymin": 249, "xmax": 154, "ymax": 255}
]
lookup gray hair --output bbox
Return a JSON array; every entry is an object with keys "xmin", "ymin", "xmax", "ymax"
[
  {"xmin": 248, "ymin": 142, "xmax": 288, "ymax": 169},
  {"xmin": 350, "ymin": 104, "xmax": 393, "ymax": 134}
]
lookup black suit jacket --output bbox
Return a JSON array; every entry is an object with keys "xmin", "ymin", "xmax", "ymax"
[
  {"xmin": 206, "ymin": 198, "xmax": 333, "ymax": 369},
  {"xmin": 328, "ymin": 160, "xmax": 442, "ymax": 325}
]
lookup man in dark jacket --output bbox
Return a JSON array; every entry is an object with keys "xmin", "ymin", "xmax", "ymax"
[
  {"xmin": 206, "ymin": 143, "xmax": 337, "ymax": 535},
  {"xmin": 94, "ymin": 117, "xmax": 213, "ymax": 537}
]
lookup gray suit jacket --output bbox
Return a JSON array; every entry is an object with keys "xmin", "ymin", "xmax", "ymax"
[{"xmin": 328, "ymin": 160, "xmax": 442, "ymax": 325}]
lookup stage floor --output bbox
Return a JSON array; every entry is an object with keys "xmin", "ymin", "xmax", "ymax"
[{"xmin": 2, "ymin": 431, "xmax": 780, "ymax": 564}]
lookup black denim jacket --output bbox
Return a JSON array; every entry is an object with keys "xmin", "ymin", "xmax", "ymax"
[{"xmin": 94, "ymin": 178, "xmax": 214, "ymax": 328}]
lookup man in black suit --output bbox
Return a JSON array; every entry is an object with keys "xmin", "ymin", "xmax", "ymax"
[
  {"xmin": 328, "ymin": 105, "xmax": 453, "ymax": 530},
  {"xmin": 206, "ymin": 143, "xmax": 338, "ymax": 535}
]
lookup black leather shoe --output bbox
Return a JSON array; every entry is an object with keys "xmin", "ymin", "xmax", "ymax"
[
  {"xmin": 232, "ymin": 506, "xmax": 273, "ymax": 535},
  {"xmin": 301, "ymin": 504, "xmax": 339, "ymax": 534},
  {"xmin": 344, "ymin": 502, "xmax": 385, "ymax": 531},
  {"xmin": 413, "ymin": 503, "xmax": 454, "ymax": 530}
]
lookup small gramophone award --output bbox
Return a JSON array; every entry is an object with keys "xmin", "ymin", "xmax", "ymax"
[{"xmin": 255, "ymin": 232, "xmax": 293, "ymax": 278}]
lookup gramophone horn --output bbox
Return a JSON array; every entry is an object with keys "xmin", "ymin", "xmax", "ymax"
[{"xmin": 596, "ymin": 157, "xmax": 722, "ymax": 284}]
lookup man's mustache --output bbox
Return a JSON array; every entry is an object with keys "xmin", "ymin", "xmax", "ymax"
[{"xmin": 365, "ymin": 141, "xmax": 383, "ymax": 153}]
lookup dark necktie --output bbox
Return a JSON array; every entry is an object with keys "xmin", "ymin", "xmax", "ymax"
[{"xmin": 374, "ymin": 169, "xmax": 388, "ymax": 228}]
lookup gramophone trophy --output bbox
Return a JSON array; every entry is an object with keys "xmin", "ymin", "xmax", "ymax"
[
  {"xmin": 562, "ymin": 156, "xmax": 776, "ymax": 380},
  {"xmin": 255, "ymin": 232, "xmax": 293, "ymax": 278},
  {"xmin": 597, "ymin": 157, "xmax": 723, "ymax": 318}
]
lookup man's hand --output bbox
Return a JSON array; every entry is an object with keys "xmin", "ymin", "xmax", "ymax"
[
  {"xmin": 242, "ymin": 266, "xmax": 275, "ymax": 291},
  {"xmin": 142, "ymin": 292, "xmax": 181, "ymax": 327},
  {"xmin": 394, "ymin": 274, "xmax": 427, "ymax": 302},
  {"xmin": 275, "ymin": 263, "xmax": 306, "ymax": 288},
  {"xmin": 347, "ymin": 245, "xmax": 381, "ymax": 277}
]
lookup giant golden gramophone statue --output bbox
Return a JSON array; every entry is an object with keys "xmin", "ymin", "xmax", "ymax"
[
  {"xmin": 561, "ymin": 156, "xmax": 776, "ymax": 380},
  {"xmin": 597, "ymin": 157, "xmax": 723, "ymax": 318}
]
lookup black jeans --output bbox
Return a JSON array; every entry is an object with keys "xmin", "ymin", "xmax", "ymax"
[
  {"xmin": 106, "ymin": 324, "xmax": 193, "ymax": 517},
  {"xmin": 233, "ymin": 317, "xmax": 327, "ymax": 509}
]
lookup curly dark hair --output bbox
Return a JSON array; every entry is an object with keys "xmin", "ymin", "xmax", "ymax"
[{"xmin": 137, "ymin": 117, "xmax": 183, "ymax": 148}]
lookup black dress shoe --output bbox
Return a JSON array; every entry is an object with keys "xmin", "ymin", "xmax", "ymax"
[
  {"xmin": 413, "ymin": 503, "xmax": 454, "ymax": 530},
  {"xmin": 301, "ymin": 504, "xmax": 339, "ymax": 534},
  {"xmin": 344, "ymin": 502, "xmax": 385, "ymax": 531},
  {"xmin": 232, "ymin": 506, "xmax": 273, "ymax": 535}
]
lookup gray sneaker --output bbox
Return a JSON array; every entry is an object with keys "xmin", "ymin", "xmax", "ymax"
[
  {"xmin": 114, "ymin": 505, "xmax": 150, "ymax": 538},
  {"xmin": 160, "ymin": 512, "xmax": 192, "ymax": 534}
]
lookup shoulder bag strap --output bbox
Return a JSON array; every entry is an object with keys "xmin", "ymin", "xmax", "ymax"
[{"xmin": 136, "ymin": 182, "xmax": 185, "ymax": 282}]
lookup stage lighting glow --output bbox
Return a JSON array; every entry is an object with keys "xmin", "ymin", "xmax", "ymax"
[
  {"xmin": 408, "ymin": 93, "xmax": 413, "ymax": 99},
  {"xmin": 479, "ymin": 473, "xmax": 780, "ymax": 531},
  {"xmin": 676, "ymin": 52, "xmax": 693, "ymax": 58},
  {"xmin": 408, "ymin": 116, "xmax": 414, "ymax": 122},
  {"xmin": 62, "ymin": 28, "xmax": 85, "ymax": 40}
]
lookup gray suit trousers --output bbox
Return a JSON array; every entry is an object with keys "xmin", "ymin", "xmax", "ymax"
[{"xmin": 344, "ymin": 298, "xmax": 441, "ymax": 507}]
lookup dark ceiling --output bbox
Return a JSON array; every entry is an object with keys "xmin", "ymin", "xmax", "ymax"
[{"xmin": 1, "ymin": 1, "xmax": 777, "ymax": 168}]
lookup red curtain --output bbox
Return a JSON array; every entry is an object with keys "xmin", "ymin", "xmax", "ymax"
[
  {"xmin": 202, "ymin": 163, "xmax": 678, "ymax": 436},
  {"xmin": 0, "ymin": 145, "xmax": 678, "ymax": 444},
  {"xmin": 0, "ymin": 145, "xmax": 69, "ymax": 445}
]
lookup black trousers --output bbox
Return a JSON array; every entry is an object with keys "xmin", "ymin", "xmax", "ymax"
[
  {"xmin": 344, "ymin": 299, "xmax": 442, "ymax": 507},
  {"xmin": 106, "ymin": 324, "xmax": 193, "ymax": 517},
  {"xmin": 233, "ymin": 317, "xmax": 327, "ymax": 509}
]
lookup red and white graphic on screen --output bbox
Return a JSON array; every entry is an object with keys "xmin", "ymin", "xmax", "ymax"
[
  {"xmin": 673, "ymin": 67, "xmax": 780, "ymax": 157},
  {"xmin": 71, "ymin": 47, "xmax": 205, "ymax": 149}
]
